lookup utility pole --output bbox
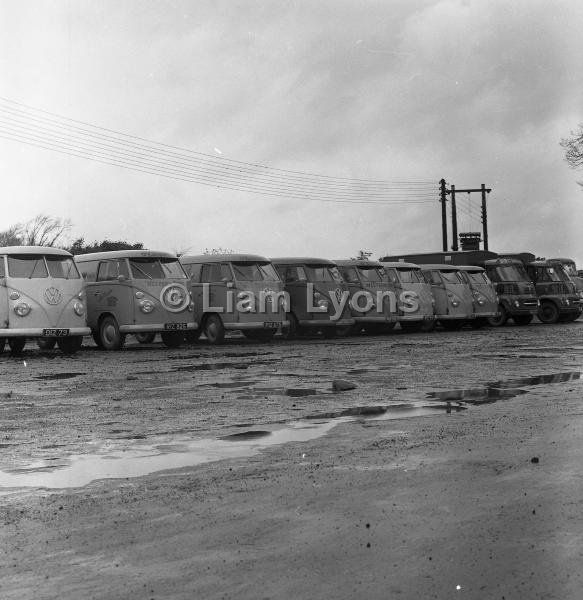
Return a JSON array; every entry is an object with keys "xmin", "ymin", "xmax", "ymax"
[
  {"xmin": 450, "ymin": 185, "xmax": 458, "ymax": 251},
  {"xmin": 439, "ymin": 179, "xmax": 448, "ymax": 252},
  {"xmin": 447, "ymin": 183, "xmax": 491, "ymax": 251}
]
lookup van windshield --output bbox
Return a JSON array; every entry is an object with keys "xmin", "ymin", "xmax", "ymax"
[
  {"xmin": 232, "ymin": 262, "xmax": 280, "ymax": 282},
  {"xmin": 46, "ymin": 256, "xmax": 81, "ymax": 279},
  {"xmin": 465, "ymin": 271, "xmax": 489, "ymax": 285},
  {"xmin": 305, "ymin": 265, "xmax": 342, "ymax": 283},
  {"xmin": 129, "ymin": 258, "xmax": 186, "ymax": 279},
  {"xmin": 397, "ymin": 268, "xmax": 422, "ymax": 283},
  {"xmin": 440, "ymin": 270, "xmax": 463, "ymax": 284},
  {"xmin": 357, "ymin": 266, "xmax": 386, "ymax": 282},
  {"xmin": 8, "ymin": 255, "xmax": 48, "ymax": 278}
]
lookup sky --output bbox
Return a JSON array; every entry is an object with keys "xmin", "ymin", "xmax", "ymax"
[{"xmin": 1, "ymin": 0, "xmax": 582, "ymax": 263}]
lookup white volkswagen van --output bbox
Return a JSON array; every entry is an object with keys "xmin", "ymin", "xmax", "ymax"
[
  {"xmin": 75, "ymin": 250, "xmax": 195, "ymax": 350},
  {"xmin": 0, "ymin": 246, "xmax": 90, "ymax": 354}
]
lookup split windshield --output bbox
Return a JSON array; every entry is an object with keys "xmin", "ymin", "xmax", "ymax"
[
  {"xmin": 489, "ymin": 264, "xmax": 530, "ymax": 283},
  {"xmin": 304, "ymin": 265, "xmax": 343, "ymax": 283},
  {"xmin": 232, "ymin": 262, "xmax": 279, "ymax": 282},
  {"xmin": 397, "ymin": 268, "xmax": 423, "ymax": 284},
  {"xmin": 129, "ymin": 258, "xmax": 186, "ymax": 279},
  {"xmin": 440, "ymin": 270, "xmax": 464, "ymax": 284},
  {"xmin": 465, "ymin": 271, "xmax": 490, "ymax": 285},
  {"xmin": 356, "ymin": 266, "xmax": 387, "ymax": 282},
  {"xmin": 7, "ymin": 255, "xmax": 80, "ymax": 279}
]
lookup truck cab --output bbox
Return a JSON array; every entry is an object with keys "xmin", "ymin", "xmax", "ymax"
[{"xmin": 381, "ymin": 261, "xmax": 435, "ymax": 332}]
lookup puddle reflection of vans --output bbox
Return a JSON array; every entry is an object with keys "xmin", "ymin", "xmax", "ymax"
[
  {"xmin": 75, "ymin": 250, "xmax": 195, "ymax": 350},
  {"xmin": 0, "ymin": 246, "xmax": 90, "ymax": 354},
  {"xmin": 381, "ymin": 261, "xmax": 435, "ymax": 332},
  {"xmin": 179, "ymin": 254, "xmax": 288, "ymax": 344},
  {"xmin": 335, "ymin": 259, "xmax": 398, "ymax": 334},
  {"xmin": 457, "ymin": 266, "xmax": 500, "ymax": 327},
  {"xmin": 271, "ymin": 257, "xmax": 354, "ymax": 338},
  {"xmin": 419, "ymin": 264, "xmax": 474, "ymax": 330}
]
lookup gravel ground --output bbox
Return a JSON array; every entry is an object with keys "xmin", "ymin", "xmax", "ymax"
[{"xmin": 1, "ymin": 322, "xmax": 583, "ymax": 599}]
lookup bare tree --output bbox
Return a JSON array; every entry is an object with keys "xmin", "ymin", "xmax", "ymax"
[
  {"xmin": 560, "ymin": 126, "xmax": 583, "ymax": 187},
  {"xmin": 203, "ymin": 247, "xmax": 235, "ymax": 255},
  {"xmin": 17, "ymin": 214, "xmax": 72, "ymax": 247},
  {"xmin": 0, "ymin": 224, "xmax": 22, "ymax": 247}
]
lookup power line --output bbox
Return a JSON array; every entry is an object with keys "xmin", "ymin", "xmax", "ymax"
[{"xmin": 0, "ymin": 97, "xmax": 438, "ymax": 205}]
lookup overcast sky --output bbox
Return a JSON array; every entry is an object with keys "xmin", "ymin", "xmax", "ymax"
[{"xmin": 1, "ymin": 0, "xmax": 582, "ymax": 263}]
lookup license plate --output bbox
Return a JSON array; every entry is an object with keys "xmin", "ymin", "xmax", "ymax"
[
  {"xmin": 263, "ymin": 322, "xmax": 280, "ymax": 329},
  {"xmin": 164, "ymin": 323, "xmax": 187, "ymax": 331},
  {"xmin": 423, "ymin": 316, "xmax": 435, "ymax": 321},
  {"xmin": 42, "ymin": 328, "xmax": 69, "ymax": 337}
]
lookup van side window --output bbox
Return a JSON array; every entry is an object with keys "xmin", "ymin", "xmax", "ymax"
[
  {"xmin": 78, "ymin": 260, "xmax": 99, "ymax": 282},
  {"xmin": 187, "ymin": 263, "xmax": 202, "ymax": 282},
  {"xmin": 340, "ymin": 267, "xmax": 359, "ymax": 284},
  {"xmin": 423, "ymin": 271, "xmax": 441, "ymax": 285},
  {"xmin": 97, "ymin": 260, "xmax": 129, "ymax": 282},
  {"xmin": 0, "ymin": 257, "xmax": 5, "ymax": 278}
]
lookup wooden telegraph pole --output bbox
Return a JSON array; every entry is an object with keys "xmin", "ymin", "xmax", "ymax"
[{"xmin": 439, "ymin": 179, "xmax": 448, "ymax": 251}]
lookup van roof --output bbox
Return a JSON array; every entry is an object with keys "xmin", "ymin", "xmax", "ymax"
[
  {"xmin": 456, "ymin": 265, "xmax": 485, "ymax": 272},
  {"xmin": 381, "ymin": 261, "xmax": 421, "ymax": 269},
  {"xmin": 180, "ymin": 253, "xmax": 271, "ymax": 264},
  {"xmin": 74, "ymin": 250, "xmax": 177, "ymax": 262},
  {"xmin": 335, "ymin": 259, "xmax": 384, "ymax": 267},
  {"xmin": 418, "ymin": 264, "xmax": 464, "ymax": 271},
  {"xmin": 270, "ymin": 257, "xmax": 337, "ymax": 266},
  {"xmin": 0, "ymin": 245, "xmax": 72, "ymax": 257}
]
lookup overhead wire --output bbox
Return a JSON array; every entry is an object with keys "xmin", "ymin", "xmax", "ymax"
[{"xmin": 0, "ymin": 97, "xmax": 438, "ymax": 205}]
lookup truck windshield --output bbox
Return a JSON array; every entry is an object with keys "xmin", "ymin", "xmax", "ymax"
[
  {"xmin": 397, "ymin": 268, "xmax": 423, "ymax": 284},
  {"xmin": 129, "ymin": 258, "xmax": 187, "ymax": 279},
  {"xmin": 305, "ymin": 265, "xmax": 343, "ymax": 283},
  {"xmin": 489, "ymin": 265, "xmax": 530, "ymax": 283},
  {"xmin": 356, "ymin": 266, "xmax": 386, "ymax": 282},
  {"xmin": 232, "ymin": 262, "xmax": 279, "ymax": 282},
  {"xmin": 562, "ymin": 263, "xmax": 578, "ymax": 277}
]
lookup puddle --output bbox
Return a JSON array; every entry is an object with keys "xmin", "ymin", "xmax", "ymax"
[
  {"xmin": 427, "ymin": 371, "xmax": 581, "ymax": 405},
  {"xmin": 0, "ymin": 420, "xmax": 339, "ymax": 491},
  {"xmin": 34, "ymin": 373, "xmax": 85, "ymax": 380}
]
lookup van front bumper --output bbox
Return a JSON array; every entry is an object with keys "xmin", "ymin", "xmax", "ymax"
[
  {"xmin": 119, "ymin": 323, "xmax": 197, "ymax": 333},
  {"xmin": 398, "ymin": 314, "xmax": 435, "ymax": 322},
  {"xmin": 225, "ymin": 321, "xmax": 288, "ymax": 330},
  {"xmin": 352, "ymin": 316, "xmax": 397, "ymax": 323},
  {"xmin": 298, "ymin": 318, "xmax": 355, "ymax": 327},
  {"xmin": 0, "ymin": 327, "xmax": 92, "ymax": 337}
]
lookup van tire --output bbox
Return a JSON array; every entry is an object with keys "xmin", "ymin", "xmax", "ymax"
[
  {"xmin": 135, "ymin": 333, "xmax": 156, "ymax": 344},
  {"xmin": 488, "ymin": 304, "xmax": 508, "ymax": 327},
  {"xmin": 37, "ymin": 337, "xmax": 57, "ymax": 350},
  {"xmin": 57, "ymin": 336, "xmax": 83, "ymax": 355},
  {"xmin": 99, "ymin": 315, "xmax": 125, "ymax": 350},
  {"xmin": 161, "ymin": 332, "xmax": 183, "ymax": 348},
  {"xmin": 537, "ymin": 301, "xmax": 560, "ymax": 324},
  {"xmin": 513, "ymin": 314, "xmax": 533, "ymax": 326},
  {"xmin": 92, "ymin": 331, "xmax": 103, "ymax": 348},
  {"xmin": 204, "ymin": 315, "xmax": 225, "ymax": 345},
  {"xmin": 8, "ymin": 337, "xmax": 26, "ymax": 354}
]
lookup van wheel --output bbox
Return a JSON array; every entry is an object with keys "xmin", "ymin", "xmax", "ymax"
[
  {"xmin": 92, "ymin": 331, "xmax": 103, "ymax": 348},
  {"xmin": 488, "ymin": 304, "xmax": 508, "ymax": 327},
  {"xmin": 281, "ymin": 313, "xmax": 299, "ymax": 340},
  {"xmin": 135, "ymin": 333, "xmax": 156, "ymax": 344},
  {"xmin": 161, "ymin": 332, "xmax": 183, "ymax": 348},
  {"xmin": 321, "ymin": 327, "xmax": 337, "ymax": 339},
  {"xmin": 204, "ymin": 315, "xmax": 225, "ymax": 345},
  {"xmin": 513, "ymin": 314, "xmax": 533, "ymax": 326},
  {"xmin": 57, "ymin": 336, "xmax": 83, "ymax": 355},
  {"xmin": 537, "ymin": 301, "xmax": 560, "ymax": 324},
  {"xmin": 8, "ymin": 337, "xmax": 26, "ymax": 354},
  {"xmin": 99, "ymin": 316, "xmax": 125, "ymax": 350},
  {"xmin": 37, "ymin": 337, "xmax": 57, "ymax": 350},
  {"xmin": 243, "ymin": 330, "xmax": 277, "ymax": 342}
]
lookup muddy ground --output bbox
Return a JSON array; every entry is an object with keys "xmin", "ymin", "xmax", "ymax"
[{"xmin": 1, "ymin": 323, "xmax": 583, "ymax": 599}]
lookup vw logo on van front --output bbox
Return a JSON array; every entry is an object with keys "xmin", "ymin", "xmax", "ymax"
[
  {"xmin": 160, "ymin": 283, "xmax": 189, "ymax": 313},
  {"xmin": 44, "ymin": 287, "xmax": 62, "ymax": 305},
  {"xmin": 334, "ymin": 287, "xmax": 343, "ymax": 304}
]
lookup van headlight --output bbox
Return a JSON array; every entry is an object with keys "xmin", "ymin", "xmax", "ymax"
[
  {"xmin": 140, "ymin": 300, "xmax": 155, "ymax": 313},
  {"xmin": 14, "ymin": 302, "xmax": 31, "ymax": 316},
  {"xmin": 73, "ymin": 300, "xmax": 85, "ymax": 316},
  {"xmin": 314, "ymin": 291, "xmax": 329, "ymax": 310}
]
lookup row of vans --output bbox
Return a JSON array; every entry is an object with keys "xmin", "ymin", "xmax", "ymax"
[{"xmin": 0, "ymin": 246, "xmax": 579, "ymax": 354}]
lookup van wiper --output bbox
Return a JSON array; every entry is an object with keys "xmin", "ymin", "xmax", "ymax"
[{"xmin": 28, "ymin": 258, "xmax": 42, "ymax": 278}]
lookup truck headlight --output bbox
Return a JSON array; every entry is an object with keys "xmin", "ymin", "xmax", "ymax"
[{"xmin": 14, "ymin": 302, "xmax": 31, "ymax": 316}]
